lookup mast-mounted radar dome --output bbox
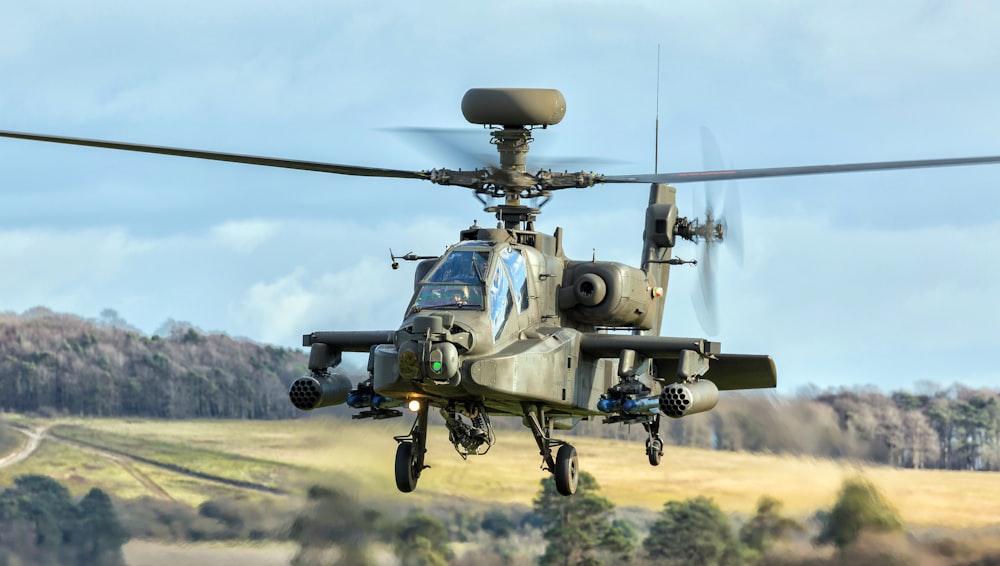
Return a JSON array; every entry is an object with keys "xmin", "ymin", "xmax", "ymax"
[{"xmin": 461, "ymin": 88, "xmax": 566, "ymax": 127}]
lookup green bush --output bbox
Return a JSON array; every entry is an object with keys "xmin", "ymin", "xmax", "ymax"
[{"xmin": 815, "ymin": 477, "xmax": 902, "ymax": 549}]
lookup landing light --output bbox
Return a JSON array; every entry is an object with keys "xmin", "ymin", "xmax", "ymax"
[{"xmin": 407, "ymin": 399, "xmax": 422, "ymax": 412}]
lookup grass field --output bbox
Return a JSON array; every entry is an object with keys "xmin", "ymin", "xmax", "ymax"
[
  {"xmin": 2, "ymin": 414, "xmax": 998, "ymax": 528},
  {"xmin": 123, "ymin": 541, "xmax": 295, "ymax": 566}
]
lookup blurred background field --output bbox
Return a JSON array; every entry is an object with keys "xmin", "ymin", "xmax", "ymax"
[{"xmin": 3, "ymin": 414, "xmax": 997, "ymax": 529}]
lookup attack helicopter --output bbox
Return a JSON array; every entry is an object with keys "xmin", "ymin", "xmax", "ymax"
[{"xmin": 3, "ymin": 88, "xmax": 1000, "ymax": 496}]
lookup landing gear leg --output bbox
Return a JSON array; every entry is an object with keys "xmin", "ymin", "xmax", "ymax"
[
  {"xmin": 522, "ymin": 404, "xmax": 578, "ymax": 496},
  {"xmin": 644, "ymin": 415, "xmax": 663, "ymax": 466},
  {"xmin": 394, "ymin": 402, "xmax": 429, "ymax": 493}
]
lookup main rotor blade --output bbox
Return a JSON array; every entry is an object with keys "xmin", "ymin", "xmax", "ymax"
[
  {"xmin": 389, "ymin": 127, "xmax": 625, "ymax": 172},
  {"xmin": 388, "ymin": 127, "xmax": 497, "ymax": 169},
  {"xmin": 0, "ymin": 129, "xmax": 430, "ymax": 180},
  {"xmin": 600, "ymin": 154, "xmax": 1000, "ymax": 184}
]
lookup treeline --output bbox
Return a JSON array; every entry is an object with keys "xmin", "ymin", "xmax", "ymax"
[
  {"xmin": 0, "ymin": 474, "xmax": 293, "ymax": 566},
  {"xmin": 289, "ymin": 473, "xmax": 1000, "ymax": 566},
  {"xmin": 0, "ymin": 308, "xmax": 306, "ymax": 419},
  {"xmin": 0, "ymin": 475, "xmax": 128, "ymax": 566},
  {"xmin": 7, "ymin": 472, "xmax": 999, "ymax": 566},
  {"xmin": 574, "ymin": 384, "xmax": 1000, "ymax": 472},
  {"xmin": 3, "ymin": 308, "xmax": 1000, "ymax": 473}
]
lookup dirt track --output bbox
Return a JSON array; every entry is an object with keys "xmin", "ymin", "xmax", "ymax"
[
  {"xmin": 0, "ymin": 422, "xmax": 284, "ymax": 499},
  {"xmin": 0, "ymin": 424, "xmax": 49, "ymax": 468},
  {"xmin": 43, "ymin": 433, "xmax": 175, "ymax": 500}
]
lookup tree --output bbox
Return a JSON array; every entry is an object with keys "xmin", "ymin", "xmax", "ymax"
[
  {"xmin": 74, "ymin": 488, "xmax": 129, "ymax": 566},
  {"xmin": 0, "ymin": 476, "xmax": 128, "ymax": 566},
  {"xmin": 290, "ymin": 485, "xmax": 382, "ymax": 566},
  {"xmin": 480, "ymin": 509, "xmax": 517, "ymax": 539},
  {"xmin": 3, "ymin": 475, "xmax": 77, "ymax": 555},
  {"xmin": 392, "ymin": 513, "xmax": 453, "ymax": 566},
  {"xmin": 643, "ymin": 496, "xmax": 741, "ymax": 566},
  {"xmin": 899, "ymin": 409, "xmax": 939, "ymax": 469},
  {"xmin": 738, "ymin": 495, "xmax": 800, "ymax": 558},
  {"xmin": 815, "ymin": 477, "xmax": 902, "ymax": 549},
  {"xmin": 532, "ymin": 471, "xmax": 614, "ymax": 566},
  {"xmin": 926, "ymin": 397, "xmax": 956, "ymax": 469},
  {"xmin": 953, "ymin": 393, "xmax": 1000, "ymax": 470},
  {"xmin": 0, "ymin": 311, "xmax": 308, "ymax": 420},
  {"xmin": 598, "ymin": 518, "xmax": 637, "ymax": 563}
]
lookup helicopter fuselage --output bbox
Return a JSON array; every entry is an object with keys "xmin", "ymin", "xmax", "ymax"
[
  {"xmin": 292, "ymin": 181, "xmax": 774, "ymax": 495},
  {"xmin": 0, "ymin": 88, "xmax": 802, "ymax": 496},
  {"xmin": 371, "ymin": 226, "xmax": 650, "ymax": 420}
]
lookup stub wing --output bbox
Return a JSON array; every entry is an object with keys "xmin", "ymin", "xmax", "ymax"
[
  {"xmin": 702, "ymin": 354, "xmax": 776, "ymax": 390},
  {"xmin": 302, "ymin": 330, "xmax": 397, "ymax": 373},
  {"xmin": 578, "ymin": 333, "xmax": 776, "ymax": 391}
]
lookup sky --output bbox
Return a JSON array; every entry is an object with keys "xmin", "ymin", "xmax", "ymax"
[{"xmin": 1, "ymin": 0, "xmax": 999, "ymax": 394}]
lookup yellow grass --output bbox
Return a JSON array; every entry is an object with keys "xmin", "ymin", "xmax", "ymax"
[
  {"xmin": 2, "ymin": 415, "xmax": 999, "ymax": 528},
  {"xmin": 123, "ymin": 541, "xmax": 295, "ymax": 566},
  {"xmin": 0, "ymin": 439, "xmax": 150, "ymax": 499}
]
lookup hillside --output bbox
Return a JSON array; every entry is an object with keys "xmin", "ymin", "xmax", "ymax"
[
  {"xmin": 3, "ymin": 308, "xmax": 1000, "ymax": 476},
  {"xmin": 0, "ymin": 309, "xmax": 307, "ymax": 419},
  {"xmin": 1, "ymin": 414, "xmax": 997, "ymax": 530}
]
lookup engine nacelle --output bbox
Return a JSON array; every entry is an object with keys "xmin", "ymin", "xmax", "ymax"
[
  {"xmin": 659, "ymin": 379, "xmax": 719, "ymax": 418},
  {"xmin": 288, "ymin": 373, "xmax": 352, "ymax": 410},
  {"xmin": 558, "ymin": 261, "xmax": 656, "ymax": 329}
]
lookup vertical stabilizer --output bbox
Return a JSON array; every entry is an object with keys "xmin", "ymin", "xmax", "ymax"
[{"xmin": 641, "ymin": 183, "xmax": 677, "ymax": 336}]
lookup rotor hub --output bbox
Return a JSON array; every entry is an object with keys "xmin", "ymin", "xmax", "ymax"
[{"xmin": 491, "ymin": 127, "xmax": 532, "ymax": 175}]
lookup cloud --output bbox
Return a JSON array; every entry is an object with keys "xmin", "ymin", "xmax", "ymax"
[
  {"xmin": 723, "ymin": 213, "xmax": 1000, "ymax": 390},
  {"xmin": 232, "ymin": 258, "xmax": 405, "ymax": 345},
  {"xmin": 209, "ymin": 219, "xmax": 279, "ymax": 254},
  {"xmin": 0, "ymin": 227, "xmax": 152, "ymax": 300},
  {"xmin": 2, "ymin": 0, "xmax": 1000, "ymax": 393},
  {"xmin": 226, "ymin": 216, "xmax": 459, "ymax": 343},
  {"xmin": 788, "ymin": 2, "xmax": 1000, "ymax": 98}
]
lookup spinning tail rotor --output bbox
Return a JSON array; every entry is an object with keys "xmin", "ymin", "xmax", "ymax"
[{"xmin": 685, "ymin": 128, "xmax": 744, "ymax": 336}]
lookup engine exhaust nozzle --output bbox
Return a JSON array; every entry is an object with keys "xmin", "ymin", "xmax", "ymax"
[{"xmin": 289, "ymin": 373, "xmax": 352, "ymax": 411}]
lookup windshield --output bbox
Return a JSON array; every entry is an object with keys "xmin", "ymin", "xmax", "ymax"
[
  {"xmin": 413, "ymin": 284, "xmax": 484, "ymax": 310},
  {"xmin": 412, "ymin": 249, "xmax": 490, "ymax": 312},
  {"xmin": 488, "ymin": 260, "xmax": 512, "ymax": 338},
  {"xmin": 500, "ymin": 247, "xmax": 529, "ymax": 312},
  {"xmin": 425, "ymin": 250, "xmax": 489, "ymax": 284}
]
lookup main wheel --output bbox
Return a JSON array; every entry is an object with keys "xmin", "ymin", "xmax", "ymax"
[
  {"xmin": 554, "ymin": 444, "xmax": 579, "ymax": 496},
  {"xmin": 647, "ymin": 437, "xmax": 663, "ymax": 466},
  {"xmin": 395, "ymin": 442, "xmax": 419, "ymax": 493}
]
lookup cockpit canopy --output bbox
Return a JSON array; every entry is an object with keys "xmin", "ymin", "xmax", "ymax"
[
  {"xmin": 410, "ymin": 241, "xmax": 529, "ymax": 340},
  {"xmin": 413, "ymin": 248, "xmax": 489, "ymax": 310}
]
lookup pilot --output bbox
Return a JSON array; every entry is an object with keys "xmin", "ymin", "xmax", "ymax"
[{"xmin": 452, "ymin": 286, "xmax": 472, "ymax": 306}]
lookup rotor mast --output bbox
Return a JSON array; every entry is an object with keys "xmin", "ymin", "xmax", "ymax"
[
  {"xmin": 461, "ymin": 88, "xmax": 567, "ymax": 229},
  {"xmin": 487, "ymin": 126, "xmax": 542, "ymax": 228},
  {"xmin": 492, "ymin": 127, "xmax": 533, "ymax": 205}
]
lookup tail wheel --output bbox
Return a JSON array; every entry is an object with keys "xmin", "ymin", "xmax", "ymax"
[
  {"xmin": 647, "ymin": 437, "xmax": 663, "ymax": 466},
  {"xmin": 554, "ymin": 444, "xmax": 579, "ymax": 496},
  {"xmin": 395, "ymin": 442, "xmax": 419, "ymax": 493}
]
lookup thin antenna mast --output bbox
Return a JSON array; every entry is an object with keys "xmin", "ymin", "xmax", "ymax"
[{"xmin": 654, "ymin": 44, "xmax": 661, "ymax": 174}]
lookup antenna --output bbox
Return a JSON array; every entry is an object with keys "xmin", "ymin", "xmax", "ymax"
[{"xmin": 654, "ymin": 44, "xmax": 661, "ymax": 174}]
